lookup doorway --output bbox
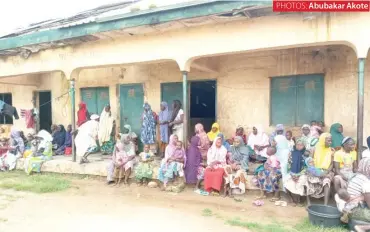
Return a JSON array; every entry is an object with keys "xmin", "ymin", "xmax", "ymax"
[
  {"xmin": 189, "ymin": 80, "xmax": 216, "ymax": 135},
  {"xmin": 38, "ymin": 91, "xmax": 52, "ymax": 132}
]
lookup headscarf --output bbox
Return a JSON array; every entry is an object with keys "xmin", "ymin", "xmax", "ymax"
[
  {"xmin": 330, "ymin": 123, "xmax": 344, "ymax": 148},
  {"xmin": 270, "ymin": 124, "xmax": 285, "ymax": 144},
  {"xmin": 123, "ymin": 124, "xmax": 137, "ymax": 139},
  {"xmin": 305, "ymin": 157, "xmax": 324, "ymax": 176},
  {"xmin": 37, "ymin": 130, "xmax": 53, "ymax": 150},
  {"xmin": 169, "ymin": 99, "xmax": 182, "ymax": 130},
  {"xmin": 207, "ymin": 122, "xmax": 220, "ymax": 141},
  {"xmin": 230, "ymin": 136, "xmax": 250, "ymax": 170},
  {"xmin": 314, "ymin": 133, "xmax": 333, "ymax": 170},
  {"xmin": 207, "ymin": 136, "xmax": 227, "ymax": 166},
  {"xmin": 118, "ymin": 133, "xmax": 135, "ymax": 155},
  {"xmin": 98, "ymin": 106, "xmax": 114, "ymax": 144},
  {"xmin": 10, "ymin": 128, "xmax": 25, "ymax": 154},
  {"xmin": 195, "ymin": 123, "xmax": 210, "ymax": 158},
  {"xmin": 159, "ymin": 101, "xmax": 170, "ymax": 143},
  {"xmin": 247, "ymin": 125, "xmax": 269, "ymax": 148},
  {"xmin": 53, "ymin": 125, "xmax": 66, "ymax": 148},
  {"xmin": 217, "ymin": 133, "xmax": 230, "ymax": 152},
  {"xmin": 290, "ymin": 138, "xmax": 306, "ymax": 174},
  {"xmin": 140, "ymin": 103, "xmax": 156, "ymax": 144},
  {"xmin": 77, "ymin": 102, "xmax": 88, "ymax": 127},
  {"xmin": 164, "ymin": 134, "xmax": 178, "ymax": 160}
]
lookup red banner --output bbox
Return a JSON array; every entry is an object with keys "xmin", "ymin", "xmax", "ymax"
[{"xmin": 273, "ymin": 0, "xmax": 370, "ymax": 12}]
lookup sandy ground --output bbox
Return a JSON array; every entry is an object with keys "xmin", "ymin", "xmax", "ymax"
[{"xmin": 0, "ymin": 178, "xmax": 308, "ymax": 232}]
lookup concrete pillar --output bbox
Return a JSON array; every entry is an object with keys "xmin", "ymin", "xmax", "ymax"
[
  {"xmin": 357, "ymin": 58, "xmax": 365, "ymax": 158},
  {"xmin": 182, "ymin": 71, "xmax": 188, "ymax": 145}
]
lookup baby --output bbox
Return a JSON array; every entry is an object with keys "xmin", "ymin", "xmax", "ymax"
[
  {"xmin": 265, "ymin": 146, "xmax": 280, "ymax": 169},
  {"xmin": 310, "ymin": 121, "xmax": 322, "ymax": 139}
]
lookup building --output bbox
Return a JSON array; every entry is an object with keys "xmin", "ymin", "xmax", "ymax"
[{"xmin": 0, "ymin": 1, "xmax": 369, "ymax": 157}]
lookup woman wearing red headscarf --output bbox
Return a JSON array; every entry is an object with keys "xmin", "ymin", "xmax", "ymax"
[{"xmin": 77, "ymin": 102, "xmax": 90, "ymax": 127}]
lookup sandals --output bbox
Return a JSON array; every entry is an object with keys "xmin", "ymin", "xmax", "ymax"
[
  {"xmin": 269, "ymin": 197, "xmax": 281, "ymax": 202},
  {"xmin": 275, "ymin": 201, "xmax": 288, "ymax": 207}
]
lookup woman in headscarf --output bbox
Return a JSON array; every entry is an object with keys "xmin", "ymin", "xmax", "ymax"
[
  {"xmin": 122, "ymin": 124, "xmax": 138, "ymax": 152},
  {"xmin": 76, "ymin": 114, "xmax": 100, "ymax": 164},
  {"xmin": 333, "ymin": 137, "xmax": 357, "ymax": 192},
  {"xmin": 140, "ymin": 103, "xmax": 157, "ymax": 152},
  {"xmin": 223, "ymin": 136, "xmax": 249, "ymax": 197},
  {"xmin": 247, "ymin": 125, "xmax": 270, "ymax": 161},
  {"xmin": 217, "ymin": 133, "xmax": 231, "ymax": 152},
  {"xmin": 194, "ymin": 123, "xmax": 210, "ymax": 160},
  {"xmin": 330, "ymin": 123, "xmax": 344, "ymax": 150},
  {"xmin": 230, "ymin": 126, "xmax": 247, "ymax": 144},
  {"xmin": 274, "ymin": 135, "xmax": 291, "ymax": 192},
  {"xmin": 50, "ymin": 124, "xmax": 58, "ymax": 136},
  {"xmin": 106, "ymin": 133, "xmax": 136, "ymax": 185},
  {"xmin": 207, "ymin": 123, "xmax": 220, "ymax": 142},
  {"xmin": 300, "ymin": 124, "xmax": 318, "ymax": 157},
  {"xmin": 168, "ymin": 100, "xmax": 184, "ymax": 141},
  {"xmin": 204, "ymin": 136, "xmax": 227, "ymax": 195},
  {"xmin": 284, "ymin": 138, "xmax": 307, "ymax": 206},
  {"xmin": 305, "ymin": 133, "xmax": 335, "ymax": 205},
  {"xmin": 99, "ymin": 105, "xmax": 115, "ymax": 155},
  {"xmin": 77, "ymin": 102, "xmax": 90, "ymax": 127},
  {"xmin": 55, "ymin": 125, "xmax": 72, "ymax": 156},
  {"xmin": 159, "ymin": 101, "xmax": 170, "ymax": 157},
  {"xmin": 185, "ymin": 135, "xmax": 202, "ymax": 185},
  {"xmin": 52, "ymin": 125, "xmax": 66, "ymax": 151},
  {"xmin": 24, "ymin": 130, "xmax": 53, "ymax": 175},
  {"xmin": 269, "ymin": 124, "xmax": 285, "ymax": 144},
  {"xmin": 0, "ymin": 128, "xmax": 25, "ymax": 171},
  {"xmin": 158, "ymin": 134, "xmax": 186, "ymax": 189}
]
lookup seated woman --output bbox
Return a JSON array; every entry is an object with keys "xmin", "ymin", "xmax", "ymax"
[
  {"xmin": 0, "ymin": 128, "xmax": 25, "ymax": 171},
  {"xmin": 55, "ymin": 125, "xmax": 72, "ymax": 156},
  {"xmin": 228, "ymin": 126, "xmax": 247, "ymax": 144},
  {"xmin": 24, "ymin": 130, "xmax": 53, "ymax": 175},
  {"xmin": 256, "ymin": 146, "xmax": 282, "ymax": 201},
  {"xmin": 333, "ymin": 136, "xmax": 357, "ymax": 192},
  {"xmin": 135, "ymin": 144, "xmax": 155, "ymax": 186},
  {"xmin": 330, "ymin": 123, "xmax": 344, "ymax": 151},
  {"xmin": 224, "ymin": 136, "xmax": 249, "ymax": 197},
  {"xmin": 207, "ymin": 123, "xmax": 221, "ymax": 144},
  {"xmin": 284, "ymin": 139, "xmax": 307, "ymax": 207},
  {"xmin": 217, "ymin": 133, "xmax": 231, "ymax": 153},
  {"xmin": 305, "ymin": 133, "xmax": 335, "ymax": 205},
  {"xmin": 123, "ymin": 124, "xmax": 138, "ymax": 153},
  {"xmin": 158, "ymin": 135, "xmax": 186, "ymax": 189},
  {"xmin": 52, "ymin": 125, "xmax": 66, "ymax": 151},
  {"xmin": 269, "ymin": 124, "xmax": 285, "ymax": 144},
  {"xmin": 247, "ymin": 125, "xmax": 270, "ymax": 162},
  {"xmin": 106, "ymin": 134, "xmax": 136, "ymax": 185},
  {"xmin": 204, "ymin": 136, "xmax": 227, "ymax": 195}
]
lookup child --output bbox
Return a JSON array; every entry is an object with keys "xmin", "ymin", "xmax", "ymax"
[
  {"xmin": 266, "ymin": 147, "xmax": 280, "ymax": 169},
  {"xmin": 135, "ymin": 144, "xmax": 155, "ymax": 186},
  {"xmin": 286, "ymin": 130, "xmax": 295, "ymax": 151},
  {"xmin": 310, "ymin": 121, "xmax": 322, "ymax": 139},
  {"xmin": 170, "ymin": 141, "xmax": 186, "ymax": 176}
]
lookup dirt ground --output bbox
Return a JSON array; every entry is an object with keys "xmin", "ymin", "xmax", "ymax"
[{"xmin": 0, "ymin": 178, "xmax": 307, "ymax": 232}]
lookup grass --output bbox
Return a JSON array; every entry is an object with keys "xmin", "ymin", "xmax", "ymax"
[
  {"xmin": 225, "ymin": 218, "xmax": 348, "ymax": 232},
  {"xmin": 0, "ymin": 171, "xmax": 71, "ymax": 193},
  {"xmin": 202, "ymin": 208, "xmax": 213, "ymax": 217}
]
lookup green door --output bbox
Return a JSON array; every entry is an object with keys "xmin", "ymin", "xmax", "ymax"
[
  {"xmin": 270, "ymin": 76, "xmax": 297, "ymax": 125},
  {"xmin": 119, "ymin": 84, "xmax": 144, "ymax": 139},
  {"xmin": 296, "ymin": 74, "xmax": 324, "ymax": 125},
  {"xmin": 161, "ymin": 82, "xmax": 183, "ymax": 111},
  {"xmin": 80, "ymin": 87, "xmax": 110, "ymax": 115}
]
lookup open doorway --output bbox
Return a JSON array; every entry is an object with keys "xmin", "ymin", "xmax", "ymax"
[
  {"xmin": 38, "ymin": 91, "xmax": 52, "ymax": 132},
  {"xmin": 189, "ymin": 80, "xmax": 216, "ymax": 135}
]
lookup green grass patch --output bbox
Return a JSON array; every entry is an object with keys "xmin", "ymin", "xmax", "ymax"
[
  {"xmin": 0, "ymin": 171, "xmax": 71, "ymax": 193},
  {"xmin": 294, "ymin": 218, "xmax": 347, "ymax": 232},
  {"xmin": 202, "ymin": 208, "xmax": 213, "ymax": 217}
]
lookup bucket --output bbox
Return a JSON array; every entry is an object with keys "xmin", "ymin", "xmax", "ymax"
[
  {"xmin": 307, "ymin": 204, "xmax": 341, "ymax": 228},
  {"xmin": 348, "ymin": 219, "xmax": 370, "ymax": 231}
]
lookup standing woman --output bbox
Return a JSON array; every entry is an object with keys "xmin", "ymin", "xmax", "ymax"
[
  {"xmin": 274, "ymin": 135, "xmax": 291, "ymax": 190},
  {"xmin": 77, "ymin": 102, "xmax": 90, "ymax": 127},
  {"xmin": 204, "ymin": 136, "xmax": 227, "ymax": 195},
  {"xmin": 99, "ymin": 105, "xmax": 115, "ymax": 155},
  {"xmin": 194, "ymin": 123, "xmax": 210, "ymax": 161},
  {"xmin": 158, "ymin": 101, "xmax": 170, "ymax": 157},
  {"xmin": 169, "ymin": 100, "xmax": 184, "ymax": 142},
  {"xmin": 140, "ymin": 103, "xmax": 157, "ymax": 153},
  {"xmin": 330, "ymin": 123, "xmax": 344, "ymax": 150}
]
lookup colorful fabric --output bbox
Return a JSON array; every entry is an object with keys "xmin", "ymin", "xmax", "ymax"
[
  {"xmin": 100, "ymin": 136, "xmax": 115, "ymax": 154},
  {"xmin": 217, "ymin": 133, "xmax": 230, "ymax": 152},
  {"xmin": 257, "ymin": 165, "xmax": 281, "ymax": 193},
  {"xmin": 305, "ymin": 171, "xmax": 334, "ymax": 198},
  {"xmin": 185, "ymin": 136, "xmax": 202, "ymax": 184},
  {"xmin": 314, "ymin": 133, "xmax": 333, "ymax": 170},
  {"xmin": 77, "ymin": 102, "xmax": 88, "ymax": 127},
  {"xmin": 140, "ymin": 103, "xmax": 156, "ymax": 145},
  {"xmin": 330, "ymin": 123, "xmax": 344, "ymax": 148},
  {"xmin": 207, "ymin": 123, "xmax": 220, "ymax": 142},
  {"xmin": 159, "ymin": 101, "xmax": 170, "ymax": 143},
  {"xmin": 204, "ymin": 137, "xmax": 227, "ymax": 191},
  {"xmin": 204, "ymin": 168, "xmax": 225, "ymax": 192},
  {"xmin": 230, "ymin": 136, "xmax": 250, "ymax": 171},
  {"xmin": 20, "ymin": 109, "xmax": 35, "ymax": 129},
  {"xmin": 98, "ymin": 106, "xmax": 114, "ymax": 144},
  {"xmin": 289, "ymin": 140, "xmax": 306, "ymax": 174},
  {"xmin": 135, "ymin": 151, "xmax": 155, "ymax": 180},
  {"xmin": 358, "ymin": 157, "xmax": 370, "ymax": 177}
]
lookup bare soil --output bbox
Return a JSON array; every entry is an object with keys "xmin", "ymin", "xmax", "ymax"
[{"xmin": 0, "ymin": 178, "xmax": 307, "ymax": 232}]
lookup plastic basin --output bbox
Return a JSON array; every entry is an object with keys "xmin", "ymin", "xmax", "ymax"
[
  {"xmin": 307, "ymin": 204, "xmax": 341, "ymax": 228},
  {"xmin": 349, "ymin": 219, "xmax": 370, "ymax": 231}
]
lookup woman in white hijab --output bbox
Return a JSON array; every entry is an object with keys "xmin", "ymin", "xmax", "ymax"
[
  {"xmin": 247, "ymin": 125, "xmax": 270, "ymax": 161},
  {"xmin": 98, "ymin": 105, "xmax": 115, "ymax": 155},
  {"xmin": 76, "ymin": 114, "xmax": 100, "ymax": 164}
]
